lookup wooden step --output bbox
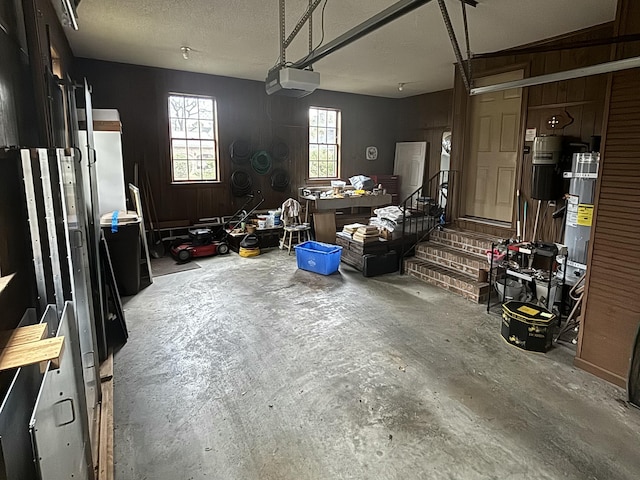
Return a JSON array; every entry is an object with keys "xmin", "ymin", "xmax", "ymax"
[
  {"xmin": 429, "ymin": 228, "xmax": 499, "ymax": 256},
  {"xmin": 404, "ymin": 258, "xmax": 490, "ymax": 303},
  {"xmin": 415, "ymin": 242, "xmax": 489, "ymax": 281}
]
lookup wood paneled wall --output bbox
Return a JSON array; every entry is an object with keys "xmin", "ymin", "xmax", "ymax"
[
  {"xmin": 576, "ymin": 69, "xmax": 640, "ymax": 386},
  {"xmin": 72, "ymin": 59, "xmax": 403, "ymax": 224},
  {"xmin": 450, "ymin": 23, "xmax": 613, "ymax": 242},
  {"xmin": 397, "ymin": 89, "xmax": 453, "ymax": 182},
  {"xmin": 576, "ymin": 0, "xmax": 640, "ymax": 386}
]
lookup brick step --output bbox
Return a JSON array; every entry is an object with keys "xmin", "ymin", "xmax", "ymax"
[
  {"xmin": 404, "ymin": 258, "xmax": 490, "ymax": 303},
  {"xmin": 429, "ymin": 228, "xmax": 499, "ymax": 256},
  {"xmin": 414, "ymin": 242, "xmax": 489, "ymax": 281}
]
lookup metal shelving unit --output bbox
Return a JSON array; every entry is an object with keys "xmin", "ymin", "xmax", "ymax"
[{"xmin": 487, "ymin": 240, "xmax": 567, "ymax": 321}]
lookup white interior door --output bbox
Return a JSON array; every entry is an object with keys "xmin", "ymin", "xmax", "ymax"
[
  {"xmin": 464, "ymin": 70, "xmax": 524, "ymax": 222},
  {"xmin": 394, "ymin": 141, "xmax": 427, "ymax": 202}
]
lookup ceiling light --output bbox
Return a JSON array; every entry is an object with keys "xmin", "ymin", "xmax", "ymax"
[
  {"xmin": 181, "ymin": 46, "xmax": 191, "ymax": 60},
  {"xmin": 398, "ymin": 83, "xmax": 405, "ymax": 92}
]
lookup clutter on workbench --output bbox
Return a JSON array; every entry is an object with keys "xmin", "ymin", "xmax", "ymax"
[{"xmin": 349, "ymin": 175, "xmax": 375, "ymax": 191}]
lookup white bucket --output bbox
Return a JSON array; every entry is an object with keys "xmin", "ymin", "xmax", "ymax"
[
  {"xmin": 495, "ymin": 278, "xmax": 524, "ymax": 301},
  {"xmin": 269, "ymin": 210, "xmax": 281, "ymax": 226},
  {"xmin": 257, "ymin": 219, "xmax": 267, "ymax": 229}
]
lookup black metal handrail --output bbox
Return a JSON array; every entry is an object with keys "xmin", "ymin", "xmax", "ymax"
[{"xmin": 398, "ymin": 170, "xmax": 457, "ymax": 273}]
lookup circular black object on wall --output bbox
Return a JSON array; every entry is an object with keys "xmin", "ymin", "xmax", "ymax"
[
  {"xmin": 270, "ymin": 169, "xmax": 290, "ymax": 192},
  {"xmin": 230, "ymin": 140, "xmax": 251, "ymax": 164},
  {"xmin": 271, "ymin": 140, "xmax": 289, "ymax": 162},
  {"xmin": 251, "ymin": 150, "xmax": 273, "ymax": 175},
  {"xmin": 231, "ymin": 170, "xmax": 253, "ymax": 197}
]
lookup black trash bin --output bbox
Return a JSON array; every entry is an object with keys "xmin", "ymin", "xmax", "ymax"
[{"xmin": 101, "ymin": 211, "xmax": 142, "ymax": 296}]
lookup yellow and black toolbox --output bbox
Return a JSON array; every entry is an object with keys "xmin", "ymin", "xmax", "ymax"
[{"xmin": 501, "ymin": 301, "xmax": 556, "ymax": 352}]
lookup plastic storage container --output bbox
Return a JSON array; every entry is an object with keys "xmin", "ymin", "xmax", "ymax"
[
  {"xmin": 294, "ymin": 241, "xmax": 342, "ymax": 275},
  {"xmin": 101, "ymin": 211, "xmax": 142, "ymax": 295}
]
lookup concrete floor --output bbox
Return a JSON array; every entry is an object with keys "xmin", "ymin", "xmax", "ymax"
[{"xmin": 115, "ymin": 249, "xmax": 640, "ymax": 480}]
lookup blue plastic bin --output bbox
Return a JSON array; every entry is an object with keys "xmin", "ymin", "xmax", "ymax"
[{"xmin": 294, "ymin": 241, "xmax": 342, "ymax": 275}]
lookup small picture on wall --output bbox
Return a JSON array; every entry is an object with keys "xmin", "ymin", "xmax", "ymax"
[{"xmin": 366, "ymin": 146, "xmax": 378, "ymax": 160}]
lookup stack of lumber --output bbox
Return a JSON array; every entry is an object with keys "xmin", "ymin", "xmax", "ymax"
[
  {"xmin": 342, "ymin": 223, "xmax": 366, "ymax": 235},
  {"xmin": 353, "ymin": 225, "xmax": 380, "ymax": 244}
]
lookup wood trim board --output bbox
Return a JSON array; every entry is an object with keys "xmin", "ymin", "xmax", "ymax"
[{"xmin": 0, "ymin": 336, "xmax": 64, "ymax": 371}]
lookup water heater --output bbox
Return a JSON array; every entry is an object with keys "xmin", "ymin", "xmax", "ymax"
[
  {"xmin": 562, "ymin": 152, "xmax": 599, "ymax": 284},
  {"xmin": 531, "ymin": 136, "xmax": 563, "ymax": 200}
]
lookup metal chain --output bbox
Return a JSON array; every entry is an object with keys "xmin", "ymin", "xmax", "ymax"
[
  {"xmin": 461, "ymin": 0, "xmax": 472, "ymax": 84},
  {"xmin": 309, "ymin": 0, "xmax": 313, "ymax": 55},
  {"xmin": 279, "ymin": 0, "xmax": 286, "ymax": 66},
  {"xmin": 437, "ymin": 0, "xmax": 470, "ymax": 92}
]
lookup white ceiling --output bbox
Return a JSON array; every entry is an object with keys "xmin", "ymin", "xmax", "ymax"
[{"xmin": 67, "ymin": 0, "xmax": 617, "ymax": 98}]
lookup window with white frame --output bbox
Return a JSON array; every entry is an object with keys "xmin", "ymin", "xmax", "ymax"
[
  {"xmin": 309, "ymin": 106, "xmax": 340, "ymax": 179},
  {"xmin": 168, "ymin": 94, "xmax": 219, "ymax": 182}
]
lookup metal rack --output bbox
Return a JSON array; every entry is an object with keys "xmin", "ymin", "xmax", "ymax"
[{"xmin": 486, "ymin": 240, "xmax": 567, "ymax": 321}]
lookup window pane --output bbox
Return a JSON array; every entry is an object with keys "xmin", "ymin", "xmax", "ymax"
[
  {"xmin": 202, "ymin": 161, "xmax": 216, "ymax": 180},
  {"xmin": 186, "ymin": 119, "xmax": 199, "ymax": 139},
  {"xmin": 199, "ymin": 98, "xmax": 214, "ymax": 119},
  {"xmin": 172, "ymin": 139, "xmax": 187, "ymax": 159},
  {"xmin": 173, "ymin": 160, "xmax": 188, "ymax": 181},
  {"xmin": 201, "ymin": 140, "xmax": 215, "ymax": 159},
  {"xmin": 309, "ymin": 144, "xmax": 318, "ymax": 161},
  {"xmin": 318, "ymin": 127, "xmax": 326, "ymax": 144},
  {"xmin": 187, "ymin": 140, "xmax": 201, "ymax": 160},
  {"xmin": 318, "ymin": 161, "xmax": 328, "ymax": 177},
  {"xmin": 170, "ymin": 118, "xmax": 185, "ymax": 137},
  {"xmin": 328, "ymin": 145, "xmax": 336, "ymax": 161},
  {"xmin": 328, "ymin": 162, "xmax": 336, "ymax": 178},
  {"xmin": 327, "ymin": 110, "xmax": 336, "ymax": 127},
  {"xmin": 309, "ymin": 159, "xmax": 319, "ymax": 178},
  {"xmin": 200, "ymin": 120, "xmax": 214, "ymax": 140},
  {"xmin": 185, "ymin": 97, "xmax": 199, "ymax": 118},
  {"xmin": 169, "ymin": 96, "xmax": 184, "ymax": 118},
  {"xmin": 327, "ymin": 128, "xmax": 336, "ymax": 144},
  {"xmin": 309, "ymin": 108, "xmax": 318, "ymax": 126},
  {"xmin": 318, "ymin": 109, "xmax": 326, "ymax": 127},
  {"xmin": 319, "ymin": 145, "xmax": 327, "ymax": 161},
  {"xmin": 188, "ymin": 160, "xmax": 202, "ymax": 180},
  {"xmin": 309, "ymin": 127, "xmax": 317, "ymax": 143}
]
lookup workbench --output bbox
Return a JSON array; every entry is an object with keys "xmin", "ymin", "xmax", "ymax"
[
  {"xmin": 304, "ymin": 193, "xmax": 392, "ymax": 211},
  {"xmin": 299, "ymin": 192, "xmax": 392, "ymax": 243}
]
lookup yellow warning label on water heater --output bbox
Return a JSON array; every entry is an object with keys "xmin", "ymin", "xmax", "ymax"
[
  {"xmin": 577, "ymin": 204, "xmax": 594, "ymax": 226},
  {"xmin": 517, "ymin": 305, "xmax": 540, "ymax": 316}
]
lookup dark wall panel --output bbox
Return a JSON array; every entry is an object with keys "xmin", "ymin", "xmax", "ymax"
[
  {"xmin": 0, "ymin": 3, "xmax": 38, "ymax": 330},
  {"xmin": 72, "ymin": 58, "xmax": 402, "ymax": 224}
]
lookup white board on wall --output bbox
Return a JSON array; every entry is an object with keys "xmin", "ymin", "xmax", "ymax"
[{"xmin": 393, "ymin": 141, "xmax": 427, "ymax": 202}]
